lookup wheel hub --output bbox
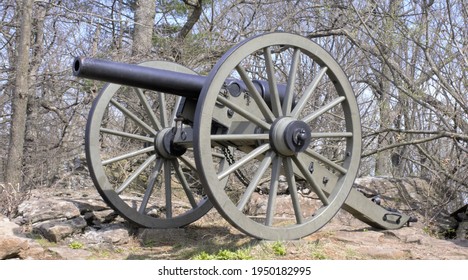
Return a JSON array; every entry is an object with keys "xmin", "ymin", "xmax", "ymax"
[
  {"xmin": 154, "ymin": 128, "xmax": 187, "ymax": 159},
  {"xmin": 269, "ymin": 117, "xmax": 312, "ymax": 156}
]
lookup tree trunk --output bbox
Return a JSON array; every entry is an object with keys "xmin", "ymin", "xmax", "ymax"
[
  {"xmin": 132, "ymin": 0, "xmax": 156, "ymax": 57},
  {"xmin": 5, "ymin": 0, "xmax": 34, "ymax": 187},
  {"xmin": 375, "ymin": 64, "xmax": 393, "ymax": 176},
  {"xmin": 374, "ymin": 0, "xmax": 400, "ymax": 176},
  {"xmin": 23, "ymin": 2, "xmax": 47, "ymax": 186}
]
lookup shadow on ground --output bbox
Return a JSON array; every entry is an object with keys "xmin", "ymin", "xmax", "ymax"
[{"xmin": 126, "ymin": 223, "xmax": 258, "ymax": 260}]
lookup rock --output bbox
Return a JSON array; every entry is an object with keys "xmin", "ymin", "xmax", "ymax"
[
  {"xmin": 98, "ymin": 225, "xmax": 130, "ymax": 244},
  {"xmin": 331, "ymin": 229, "xmax": 384, "ymax": 245},
  {"xmin": 71, "ymin": 197, "xmax": 110, "ymax": 214},
  {"xmin": 0, "ymin": 235, "xmax": 29, "ymax": 259},
  {"xmin": 84, "ymin": 209, "xmax": 118, "ymax": 226},
  {"xmin": 48, "ymin": 247, "xmax": 93, "ymax": 260},
  {"xmin": 17, "ymin": 199, "xmax": 81, "ymax": 224},
  {"xmin": 34, "ymin": 216, "xmax": 87, "ymax": 242},
  {"xmin": 360, "ymin": 246, "xmax": 409, "ymax": 259},
  {"xmin": 310, "ymin": 222, "xmax": 468, "ymax": 260},
  {"xmin": 0, "ymin": 216, "xmax": 22, "ymax": 236},
  {"xmin": 0, "ymin": 217, "xmax": 49, "ymax": 260},
  {"xmin": 258, "ymin": 175, "xmax": 289, "ymax": 194},
  {"xmin": 455, "ymin": 221, "xmax": 468, "ymax": 240},
  {"xmin": 19, "ymin": 241, "xmax": 49, "ymax": 260},
  {"xmin": 246, "ymin": 192, "xmax": 268, "ymax": 215},
  {"xmin": 80, "ymin": 224, "xmax": 131, "ymax": 246}
]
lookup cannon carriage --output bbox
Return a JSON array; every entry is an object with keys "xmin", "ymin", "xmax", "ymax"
[{"xmin": 74, "ymin": 33, "xmax": 413, "ymax": 240}]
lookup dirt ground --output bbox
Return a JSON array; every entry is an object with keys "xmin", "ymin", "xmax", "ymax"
[{"xmin": 109, "ymin": 209, "xmax": 468, "ymax": 260}]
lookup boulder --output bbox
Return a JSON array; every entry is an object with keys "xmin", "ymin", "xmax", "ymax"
[
  {"xmin": 94, "ymin": 224, "xmax": 130, "ymax": 245},
  {"xmin": 258, "ymin": 175, "xmax": 289, "ymax": 195},
  {"xmin": 34, "ymin": 216, "xmax": 87, "ymax": 242},
  {"xmin": 17, "ymin": 199, "xmax": 81, "ymax": 224},
  {"xmin": 0, "ymin": 216, "xmax": 21, "ymax": 236},
  {"xmin": 79, "ymin": 224, "xmax": 131, "ymax": 246},
  {"xmin": 0, "ymin": 235, "xmax": 29, "ymax": 259},
  {"xmin": 71, "ymin": 197, "xmax": 109, "ymax": 214},
  {"xmin": 0, "ymin": 217, "xmax": 47, "ymax": 260},
  {"xmin": 48, "ymin": 247, "xmax": 93, "ymax": 260},
  {"xmin": 83, "ymin": 209, "xmax": 118, "ymax": 226}
]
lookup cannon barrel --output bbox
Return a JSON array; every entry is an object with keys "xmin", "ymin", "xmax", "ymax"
[
  {"xmin": 73, "ymin": 57, "xmax": 205, "ymax": 99},
  {"xmin": 73, "ymin": 57, "xmax": 287, "ymax": 103}
]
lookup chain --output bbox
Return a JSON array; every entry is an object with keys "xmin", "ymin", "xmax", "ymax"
[{"xmin": 222, "ymin": 147, "xmax": 250, "ymax": 187}]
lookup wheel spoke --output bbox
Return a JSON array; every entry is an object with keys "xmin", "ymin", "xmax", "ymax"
[
  {"xmin": 100, "ymin": 128, "xmax": 154, "ymax": 143},
  {"xmin": 172, "ymin": 159, "xmax": 198, "ymax": 209},
  {"xmin": 217, "ymin": 95, "xmax": 270, "ymax": 130},
  {"xmin": 283, "ymin": 48, "xmax": 301, "ymax": 116},
  {"xmin": 265, "ymin": 155, "xmax": 281, "ymax": 226},
  {"xmin": 116, "ymin": 154, "xmax": 156, "ymax": 194},
  {"xmin": 110, "ymin": 98, "xmax": 157, "ymax": 135},
  {"xmin": 179, "ymin": 155, "xmax": 197, "ymax": 173},
  {"xmin": 217, "ymin": 144, "xmax": 270, "ymax": 180},
  {"xmin": 164, "ymin": 160, "xmax": 172, "ymax": 219},
  {"xmin": 304, "ymin": 148, "xmax": 348, "ymax": 175},
  {"xmin": 138, "ymin": 158, "xmax": 163, "ymax": 214},
  {"xmin": 158, "ymin": 92, "xmax": 168, "ymax": 128},
  {"xmin": 263, "ymin": 47, "xmax": 282, "ymax": 117},
  {"xmin": 301, "ymin": 96, "xmax": 346, "ymax": 124},
  {"xmin": 134, "ymin": 88, "xmax": 162, "ymax": 131},
  {"xmin": 237, "ymin": 151, "xmax": 274, "ymax": 211},
  {"xmin": 235, "ymin": 65, "xmax": 275, "ymax": 123},
  {"xmin": 102, "ymin": 146, "xmax": 155, "ymax": 166},
  {"xmin": 291, "ymin": 67, "xmax": 328, "ymax": 118},
  {"xmin": 283, "ymin": 157, "xmax": 303, "ymax": 224},
  {"xmin": 292, "ymin": 156, "xmax": 329, "ymax": 205}
]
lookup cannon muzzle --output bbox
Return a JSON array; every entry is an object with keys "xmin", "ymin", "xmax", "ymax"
[{"xmin": 73, "ymin": 57, "xmax": 205, "ymax": 99}]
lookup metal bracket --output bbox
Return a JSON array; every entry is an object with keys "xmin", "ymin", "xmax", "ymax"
[{"xmin": 383, "ymin": 212, "xmax": 402, "ymax": 225}]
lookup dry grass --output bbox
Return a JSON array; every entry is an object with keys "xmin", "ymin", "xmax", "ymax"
[{"xmin": 0, "ymin": 183, "xmax": 30, "ymax": 217}]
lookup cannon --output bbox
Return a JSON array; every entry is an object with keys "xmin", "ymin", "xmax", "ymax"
[{"xmin": 74, "ymin": 33, "xmax": 413, "ymax": 240}]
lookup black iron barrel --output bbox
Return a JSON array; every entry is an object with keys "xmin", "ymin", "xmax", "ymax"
[
  {"xmin": 73, "ymin": 57, "xmax": 289, "ymax": 104},
  {"xmin": 73, "ymin": 57, "xmax": 205, "ymax": 99}
]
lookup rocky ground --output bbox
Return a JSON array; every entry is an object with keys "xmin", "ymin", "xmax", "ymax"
[{"xmin": 1, "ymin": 178, "xmax": 467, "ymax": 260}]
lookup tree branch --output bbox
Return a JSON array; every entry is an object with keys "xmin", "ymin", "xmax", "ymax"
[
  {"xmin": 362, "ymin": 133, "xmax": 446, "ymax": 158},
  {"xmin": 177, "ymin": 0, "xmax": 202, "ymax": 40},
  {"xmin": 364, "ymin": 128, "xmax": 468, "ymax": 142}
]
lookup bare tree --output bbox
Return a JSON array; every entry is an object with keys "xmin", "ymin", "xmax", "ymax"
[
  {"xmin": 132, "ymin": 0, "xmax": 157, "ymax": 57},
  {"xmin": 5, "ymin": 0, "xmax": 34, "ymax": 187}
]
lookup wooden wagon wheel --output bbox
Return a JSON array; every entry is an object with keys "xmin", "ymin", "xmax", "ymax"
[
  {"xmin": 85, "ymin": 61, "xmax": 214, "ymax": 228},
  {"xmin": 194, "ymin": 33, "xmax": 362, "ymax": 240}
]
